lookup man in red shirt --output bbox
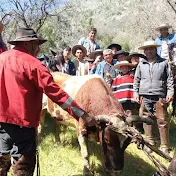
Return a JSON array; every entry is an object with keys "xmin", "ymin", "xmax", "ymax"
[{"xmin": 0, "ymin": 28, "xmax": 96, "ymax": 176}]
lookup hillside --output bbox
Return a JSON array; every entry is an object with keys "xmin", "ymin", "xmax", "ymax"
[{"xmin": 2, "ymin": 0, "xmax": 176, "ymax": 52}]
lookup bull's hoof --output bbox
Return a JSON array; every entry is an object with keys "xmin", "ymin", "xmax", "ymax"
[{"xmin": 83, "ymin": 166, "xmax": 94, "ymax": 176}]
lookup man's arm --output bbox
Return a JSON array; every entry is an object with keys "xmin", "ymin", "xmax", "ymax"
[
  {"xmin": 166, "ymin": 62, "xmax": 174, "ymax": 102},
  {"xmin": 133, "ymin": 64, "xmax": 141, "ymax": 103},
  {"xmin": 29, "ymin": 64, "xmax": 85, "ymax": 120}
]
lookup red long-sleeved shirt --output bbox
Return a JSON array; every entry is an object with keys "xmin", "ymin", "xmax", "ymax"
[{"xmin": 0, "ymin": 46, "xmax": 84, "ymax": 127}]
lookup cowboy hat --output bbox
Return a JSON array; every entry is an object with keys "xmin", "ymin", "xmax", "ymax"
[
  {"xmin": 84, "ymin": 57, "xmax": 95, "ymax": 62},
  {"xmin": 107, "ymin": 43, "xmax": 122, "ymax": 51},
  {"xmin": 126, "ymin": 52, "xmax": 146, "ymax": 61},
  {"xmin": 8, "ymin": 28, "xmax": 46, "ymax": 45},
  {"xmin": 113, "ymin": 50, "xmax": 129, "ymax": 59},
  {"xmin": 72, "ymin": 45, "xmax": 87, "ymax": 57},
  {"xmin": 138, "ymin": 40, "xmax": 161, "ymax": 50},
  {"xmin": 114, "ymin": 60, "xmax": 134, "ymax": 70},
  {"xmin": 89, "ymin": 49, "xmax": 103, "ymax": 59},
  {"xmin": 155, "ymin": 23, "xmax": 172, "ymax": 31},
  {"xmin": 50, "ymin": 48, "xmax": 57, "ymax": 56}
]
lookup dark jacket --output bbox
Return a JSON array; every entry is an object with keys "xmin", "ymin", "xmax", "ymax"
[{"xmin": 49, "ymin": 59, "xmax": 76, "ymax": 75}]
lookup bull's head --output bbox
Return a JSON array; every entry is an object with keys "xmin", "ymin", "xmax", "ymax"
[{"xmin": 96, "ymin": 110, "xmax": 153, "ymax": 175}]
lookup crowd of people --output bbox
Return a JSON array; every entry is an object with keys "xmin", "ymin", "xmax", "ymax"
[
  {"xmin": 42, "ymin": 24, "xmax": 175, "ymax": 158},
  {"xmin": 0, "ymin": 21, "xmax": 175, "ymax": 175}
]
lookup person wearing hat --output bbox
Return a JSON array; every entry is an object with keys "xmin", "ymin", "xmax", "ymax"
[
  {"xmin": 112, "ymin": 61, "xmax": 137, "ymax": 110},
  {"xmin": 126, "ymin": 52, "xmax": 147, "ymax": 77},
  {"xmin": 113, "ymin": 50, "xmax": 129, "ymax": 63},
  {"xmin": 72, "ymin": 45, "xmax": 90, "ymax": 75},
  {"xmin": 155, "ymin": 23, "xmax": 176, "ymax": 58},
  {"xmin": 0, "ymin": 28, "xmax": 96, "ymax": 175},
  {"xmin": 89, "ymin": 49, "xmax": 103, "ymax": 74},
  {"xmin": 127, "ymin": 52, "xmax": 146, "ymax": 66},
  {"xmin": 78, "ymin": 27, "xmax": 100, "ymax": 56},
  {"xmin": 134, "ymin": 40, "xmax": 174, "ymax": 156},
  {"xmin": 107, "ymin": 44, "xmax": 122, "ymax": 56}
]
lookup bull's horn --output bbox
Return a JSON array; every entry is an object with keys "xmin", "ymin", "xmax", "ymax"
[
  {"xmin": 126, "ymin": 115, "xmax": 153, "ymax": 125},
  {"xmin": 95, "ymin": 115, "xmax": 122, "ymax": 124}
]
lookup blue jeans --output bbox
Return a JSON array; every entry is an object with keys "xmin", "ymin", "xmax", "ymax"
[{"xmin": 142, "ymin": 95, "xmax": 160, "ymax": 115}]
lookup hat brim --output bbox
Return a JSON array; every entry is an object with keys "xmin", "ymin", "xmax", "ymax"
[
  {"xmin": 114, "ymin": 63, "xmax": 134, "ymax": 70},
  {"xmin": 8, "ymin": 37, "xmax": 47, "ymax": 45},
  {"xmin": 89, "ymin": 50, "xmax": 103, "ymax": 59},
  {"xmin": 155, "ymin": 25, "xmax": 172, "ymax": 31},
  {"xmin": 113, "ymin": 51, "xmax": 129, "ymax": 59},
  {"xmin": 107, "ymin": 44, "xmax": 122, "ymax": 51},
  {"xmin": 138, "ymin": 44, "xmax": 161, "ymax": 50},
  {"xmin": 84, "ymin": 57, "xmax": 95, "ymax": 62},
  {"xmin": 50, "ymin": 48, "xmax": 57, "ymax": 56},
  {"xmin": 126, "ymin": 53, "xmax": 146, "ymax": 61},
  {"xmin": 72, "ymin": 45, "xmax": 87, "ymax": 57}
]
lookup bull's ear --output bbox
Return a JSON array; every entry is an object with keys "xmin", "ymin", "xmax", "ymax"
[{"xmin": 125, "ymin": 110, "xmax": 132, "ymax": 116}]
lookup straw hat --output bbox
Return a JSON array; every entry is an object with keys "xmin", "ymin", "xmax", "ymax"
[
  {"xmin": 72, "ymin": 45, "xmax": 87, "ymax": 57},
  {"xmin": 8, "ymin": 28, "xmax": 46, "ymax": 45},
  {"xmin": 155, "ymin": 23, "xmax": 172, "ymax": 31},
  {"xmin": 138, "ymin": 40, "xmax": 161, "ymax": 50},
  {"xmin": 114, "ymin": 60, "xmax": 134, "ymax": 70}
]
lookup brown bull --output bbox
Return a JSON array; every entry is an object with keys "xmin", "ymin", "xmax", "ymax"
[{"xmin": 41, "ymin": 72, "xmax": 148, "ymax": 176}]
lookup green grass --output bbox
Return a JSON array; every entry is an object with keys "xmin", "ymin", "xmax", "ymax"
[{"xmin": 8, "ymin": 111, "xmax": 176, "ymax": 176}]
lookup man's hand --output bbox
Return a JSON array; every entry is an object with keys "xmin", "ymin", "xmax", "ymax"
[
  {"xmin": 166, "ymin": 96, "xmax": 173, "ymax": 103},
  {"xmin": 81, "ymin": 113, "xmax": 97, "ymax": 127}
]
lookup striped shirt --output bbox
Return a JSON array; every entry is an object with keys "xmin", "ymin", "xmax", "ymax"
[{"xmin": 112, "ymin": 75, "xmax": 134, "ymax": 103}]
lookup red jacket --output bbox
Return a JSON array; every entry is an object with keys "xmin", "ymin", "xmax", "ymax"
[{"xmin": 0, "ymin": 46, "xmax": 84, "ymax": 127}]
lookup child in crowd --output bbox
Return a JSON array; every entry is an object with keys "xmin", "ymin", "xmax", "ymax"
[{"xmin": 112, "ymin": 61, "xmax": 136, "ymax": 110}]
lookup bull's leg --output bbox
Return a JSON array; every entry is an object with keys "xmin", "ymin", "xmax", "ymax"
[
  {"xmin": 77, "ymin": 118, "xmax": 93, "ymax": 176},
  {"xmin": 53, "ymin": 119, "xmax": 61, "ymax": 144},
  {"xmin": 38, "ymin": 109, "xmax": 47, "ymax": 143},
  {"xmin": 78, "ymin": 135, "xmax": 93, "ymax": 176}
]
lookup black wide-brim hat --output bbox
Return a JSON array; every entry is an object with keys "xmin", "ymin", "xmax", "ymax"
[
  {"xmin": 126, "ymin": 52, "xmax": 146, "ymax": 61},
  {"xmin": 107, "ymin": 44, "xmax": 122, "ymax": 51},
  {"xmin": 8, "ymin": 28, "xmax": 47, "ymax": 45},
  {"xmin": 113, "ymin": 50, "xmax": 129, "ymax": 59},
  {"xmin": 89, "ymin": 49, "xmax": 103, "ymax": 60}
]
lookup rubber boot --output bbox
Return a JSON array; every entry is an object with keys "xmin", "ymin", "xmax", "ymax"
[{"xmin": 0, "ymin": 155, "xmax": 11, "ymax": 176}]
